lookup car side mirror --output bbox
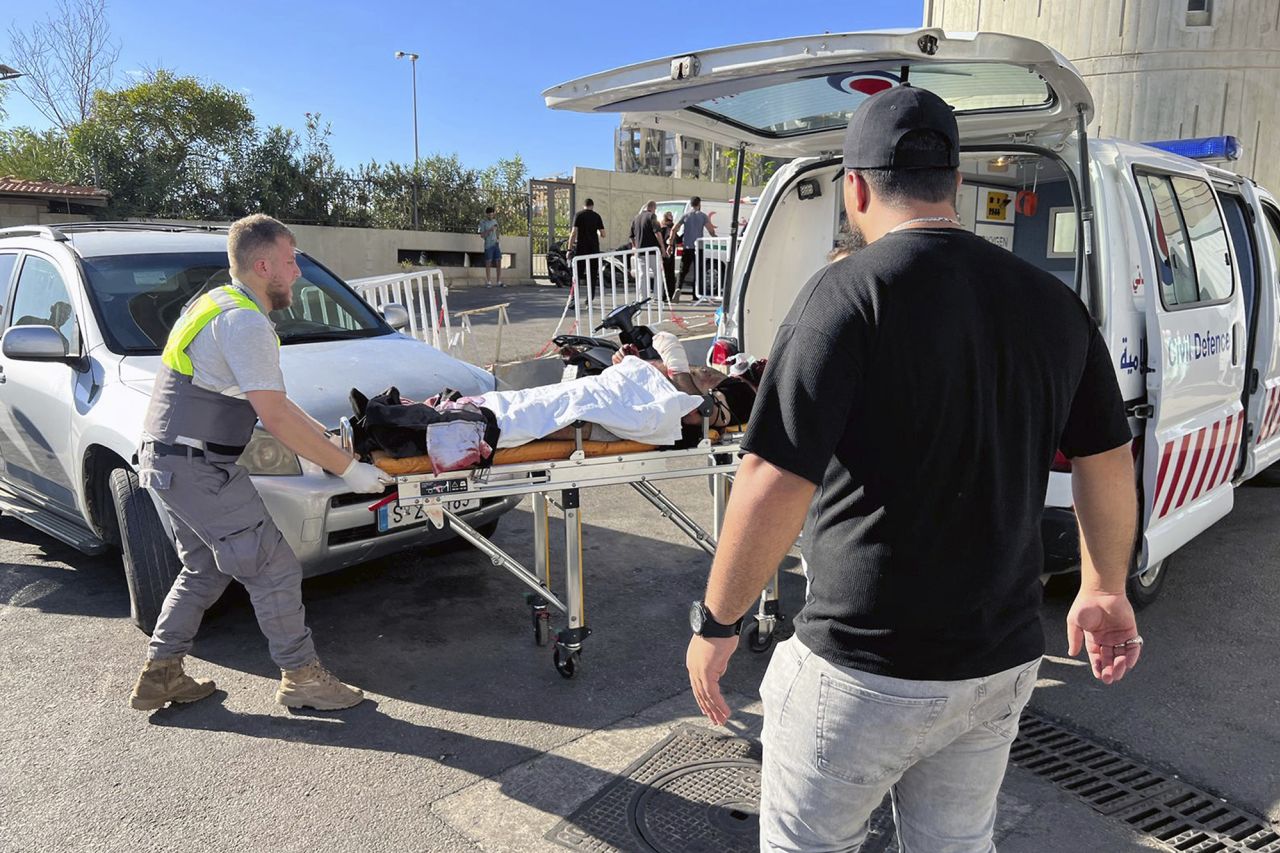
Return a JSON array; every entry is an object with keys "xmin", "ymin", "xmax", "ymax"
[
  {"xmin": 1, "ymin": 325, "xmax": 88, "ymax": 371},
  {"xmin": 381, "ymin": 303, "xmax": 410, "ymax": 331}
]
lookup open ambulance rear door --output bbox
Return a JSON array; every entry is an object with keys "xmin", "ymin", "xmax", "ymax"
[
  {"xmin": 544, "ymin": 29, "xmax": 1097, "ymax": 350},
  {"xmin": 1126, "ymin": 151, "xmax": 1247, "ymax": 570}
]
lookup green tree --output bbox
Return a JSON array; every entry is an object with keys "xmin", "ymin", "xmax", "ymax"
[
  {"xmin": 0, "ymin": 126, "xmax": 82, "ymax": 184},
  {"xmin": 478, "ymin": 154, "xmax": 530, "ymax": 233},
  {"xmin": 71, "ymin": 68, "xmax": 253, "ymax": 217},
  {"xmin": 720, "ymin": 147, "xmax": 783, "ymax": 187}
]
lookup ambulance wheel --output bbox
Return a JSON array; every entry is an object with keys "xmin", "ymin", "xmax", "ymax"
[
  {"xmin": 1126, "ymin": 557, "xmax": 1169, "ymax": 611},
  {"xmin": 110, "ymin": 467, "xmax": 182, "ymax": 635},
  {"xmin": 745, "ymin": 621, "xmax": 775, "ymax": 654},
  {"xmin": 554, "ymin": 646, "xmax": 580, "ymax": 679}
]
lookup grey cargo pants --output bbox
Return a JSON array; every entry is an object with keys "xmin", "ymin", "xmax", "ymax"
[{"xmin": 140, "ymin": 443, "xmax": 316, "ymax": 670}]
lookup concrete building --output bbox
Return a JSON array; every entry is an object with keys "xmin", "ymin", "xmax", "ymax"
[
  {"xmin": 924, "ymin": 0, "xmax": 1280, "ymax": 191},
  {"xmin": 614, "ymin": 125, "xmax": 785, "ymax": 185}
]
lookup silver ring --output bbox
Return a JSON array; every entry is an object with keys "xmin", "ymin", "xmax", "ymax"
[{"xmin": 1111, "ymin": 635, "xmax": 1144, "ymax": 650}]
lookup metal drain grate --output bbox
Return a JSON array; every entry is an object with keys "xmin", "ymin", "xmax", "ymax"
[
  {"xmin": 1012, "ymin": 711, "xmax": 1280, "ymax": 852},
  {"xmin": 551, "ymin": 713, "xmax": 1277, "ymax": 853}
]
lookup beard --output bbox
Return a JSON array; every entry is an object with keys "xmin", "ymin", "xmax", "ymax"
[
  {"xmin": 266, "ymin": 278, "xmax": 293, "ymax": 311},
  {"xmin": 842, "ymin": 220, "xmax": 867, "ymax": 252},
  {"xmin": 829, "ymin": 219, "xmax": 867, "ymax": 262}
]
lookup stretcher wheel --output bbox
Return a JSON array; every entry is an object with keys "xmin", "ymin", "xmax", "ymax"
[
  {"xmin": 532, "ymin": 609, "xmax": 553, "ymax": 646},
  {"xmin": 554, "ymin": 646, "xmax": 580, "ymax": 679},
  {"xmin": 745, "ymin": 621, "xmax": 776, "ymax": 654}
]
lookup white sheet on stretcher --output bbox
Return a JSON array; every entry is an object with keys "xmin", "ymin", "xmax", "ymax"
[{"xmin": 479, "ymin": 356, "xmax": 703, "ymax": 448}]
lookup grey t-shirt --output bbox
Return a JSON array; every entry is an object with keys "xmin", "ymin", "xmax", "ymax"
[
  {"xmin": 677, "ymin": 209, "xmax": 711, "ymax": 247},
  {"xmin": 478, "ymin": 218, "xmax": 500, "ymax": 249},
  {"xmin": 185, "ymin": 282, "xmax": 286, "ymax": 399}
]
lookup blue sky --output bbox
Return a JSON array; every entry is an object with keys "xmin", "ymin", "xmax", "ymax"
[{"xmin": 2, "ymin": 0, "xmax": 922, "ymax": 177}]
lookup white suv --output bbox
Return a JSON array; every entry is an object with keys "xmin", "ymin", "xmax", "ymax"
[{"xmin": 0, "ymin": 222, "xmax": 518, "ymax": 631}]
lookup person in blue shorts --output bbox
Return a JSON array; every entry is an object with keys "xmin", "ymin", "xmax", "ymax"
[{"xmin": 478, "ymin": 207, "xmax": 502, "ymax": 287}]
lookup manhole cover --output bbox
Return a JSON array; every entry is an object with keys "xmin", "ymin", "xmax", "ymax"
[
  {"xmin": 548, "ymin": 724, "xmax": 898, "ymax": 853},
  {"xmin": 630, "ymin": 759, "xmax": 759, "ymax": 853}
]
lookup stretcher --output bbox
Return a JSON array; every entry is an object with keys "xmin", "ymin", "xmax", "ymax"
[{"xmin": 340, "ymin": 413, "xmax": 785, "ymax": 678}]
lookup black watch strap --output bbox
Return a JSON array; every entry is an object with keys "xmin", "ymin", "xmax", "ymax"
[{"xmin": 691, "ymin": 601, "xmax": 742, "ymax": 638}]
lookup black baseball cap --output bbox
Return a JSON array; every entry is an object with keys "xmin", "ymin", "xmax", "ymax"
[{"xmin": 842, "ymin": 85, "xmax": 960, "ymax": 170}]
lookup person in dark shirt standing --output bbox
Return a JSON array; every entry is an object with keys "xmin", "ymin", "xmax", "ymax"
[
  {"xmin": 630, "ymin": 200, "xmax": 666, "ymax": 302},
  {"xmin": 684, "ymin": 86, "xmax": 1143, "ymax": 851},
  {"xmin": 659, "ymin": 210, "xmax": 678, "ymax": 301},
  {"xmin": 568, "ymin": 198, "xmax": 607, "ymax": 289}
]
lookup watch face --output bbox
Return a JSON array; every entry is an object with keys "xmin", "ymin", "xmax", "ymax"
[{"xmin": 689, "ymin": 601, "xmax": 705, "ymax": 634}]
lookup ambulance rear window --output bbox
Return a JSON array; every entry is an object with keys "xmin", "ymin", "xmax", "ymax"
[{"xmin": 691, "ymin": 63, "xmax": 1053, "ymax": 138}]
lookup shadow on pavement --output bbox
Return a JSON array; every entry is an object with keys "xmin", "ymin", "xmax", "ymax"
[
  {"xmin": 149, "ymin": 692, "xmax": 766, "ymax": 829},
  {"xmin": 183, "ymin": 505, "xmax": 805, "ymax": 731}
]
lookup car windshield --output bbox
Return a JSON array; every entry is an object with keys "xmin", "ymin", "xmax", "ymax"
[{"xmin": 80, "ymin": 251, "xmax": 389, "ymax": 354}]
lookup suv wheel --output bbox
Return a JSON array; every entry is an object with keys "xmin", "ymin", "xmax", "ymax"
[{"xmin": 109, "ymin": 467, "xmax": 182, "ymax": 634}]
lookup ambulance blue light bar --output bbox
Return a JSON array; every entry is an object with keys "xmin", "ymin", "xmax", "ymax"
[{"xmin": 1144, "ymin": 135, "xmax": 1242, "ymax": 162}]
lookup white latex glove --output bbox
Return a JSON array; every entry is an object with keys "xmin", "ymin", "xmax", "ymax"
[
  {"xmin": 652, "ymin": 331, "xmax": 690, "ymax": 374},
  {"xmin": 340, "ymin": 458, "xmax": 392, "ymax": 494}
]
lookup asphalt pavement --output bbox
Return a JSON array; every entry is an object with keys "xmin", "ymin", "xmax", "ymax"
[{"xmin": 1, "ymin": 283, "xmax": 1276, "ymax": 851}]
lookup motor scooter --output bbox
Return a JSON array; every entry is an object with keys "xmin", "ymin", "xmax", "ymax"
[{"xmin": 553, "ymin": 298, "xmax": 658, "ymax": 381}]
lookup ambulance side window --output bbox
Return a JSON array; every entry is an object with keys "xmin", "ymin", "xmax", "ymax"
[
  {"xmin": 1136, "ymin": 172, "xmax": 1234, "ymax": 309},
  {"xmin": 1171, "ymin": 176, "xmax": 1232, "ymax": 302},
  {"xmin": 1136, "ymin": 173, "xmax": 1200, "ymax": 309}
]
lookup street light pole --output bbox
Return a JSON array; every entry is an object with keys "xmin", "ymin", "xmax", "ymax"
[{"xmin": 394, "ymin": 51, "xmax": 421, "ymax": 229}]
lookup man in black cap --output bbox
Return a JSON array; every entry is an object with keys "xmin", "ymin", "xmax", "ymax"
[{"xmin": 685, "ymin": 85, "xmax": 1143, "ymax": 849}]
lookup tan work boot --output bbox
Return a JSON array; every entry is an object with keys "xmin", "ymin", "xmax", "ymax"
[
  {"xmin": 129, "ymin": 656, "xmax": 216, "ymax": 711},
  {"xmin": 276, "ymin": 660, "xmax": 365, "ymax": 710}
]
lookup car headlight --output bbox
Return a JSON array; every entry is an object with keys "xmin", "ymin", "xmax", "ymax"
[{"xmin": 241, "ymin": 430, "xmax": 302, "ymax": 476}]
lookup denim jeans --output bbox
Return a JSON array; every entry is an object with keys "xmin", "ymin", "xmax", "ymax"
[{"xmin": 759, "ymin": 636, "xmax": 1040, "ymax": 852}]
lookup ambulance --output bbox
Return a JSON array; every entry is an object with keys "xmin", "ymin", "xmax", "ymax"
[{"xmin": 546, "ymin": 29, "xmax": 1280, "ymax": 606}]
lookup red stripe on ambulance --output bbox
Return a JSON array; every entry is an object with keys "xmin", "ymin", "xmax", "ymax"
[{"xmin": 1154, "ymin": 412, "xmax": 1242, "ymax": 520}]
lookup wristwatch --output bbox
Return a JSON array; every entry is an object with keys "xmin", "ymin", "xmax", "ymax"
[{"xmin": 689, "ymin": 601, "xmax": 742, "ymax": 638}]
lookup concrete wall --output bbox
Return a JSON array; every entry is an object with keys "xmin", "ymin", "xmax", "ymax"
[
  {"xmin": 284, "ymin": 223, "xmax": 531, "ymax": 284},
  {"xmin": 144, "ymin": 219, "xmax": 531, "ymax": 285},
  {"xmin": 570, "ymin": 167, "xmax": 766, "ymax": 251},
  {"xmin": 924, "ymin": 0, "xmax": 1280, "ymax": 192},
  {"xmin": 0, "ymin": 200, "xmax": 93, "ymax": 229}
]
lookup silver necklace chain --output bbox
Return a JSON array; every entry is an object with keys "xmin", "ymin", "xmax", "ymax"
[{"xmin": 887, "ymin": 216, "xmax": 962, "ymax": 233}]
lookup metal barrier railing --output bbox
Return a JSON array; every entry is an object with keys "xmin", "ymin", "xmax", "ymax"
[
  {"xmin": 693, "ymin": 236, "xmax": 732, "ymax": 304},
  {"xmin": 571, "ymin": 246, "xmax": 667, "ymax": 332},
  {"xmin": 349, "ymin": 269, "xmax": 452, "ymax": 353}
]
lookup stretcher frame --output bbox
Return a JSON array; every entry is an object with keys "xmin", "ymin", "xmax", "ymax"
[{"xmin": 341, "ymin": 418, "xmax": 785, "ymax": 678}]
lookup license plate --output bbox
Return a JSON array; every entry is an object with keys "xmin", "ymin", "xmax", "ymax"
[{"xmin": 376, "ymin": 498, "xmax": 478, "ymax": 532}]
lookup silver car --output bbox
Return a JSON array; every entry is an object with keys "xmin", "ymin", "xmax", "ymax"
[{"xmin": 0, "ymin": 222, "xmax": 519, "ymax": 631}]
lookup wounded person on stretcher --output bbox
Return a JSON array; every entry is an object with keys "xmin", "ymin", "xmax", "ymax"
[
  {"xmin": 606, "ymin": 332, "xmax": 761, "ymax": 432},
  {"xmin": 481, "ymin": 331, "xmax": 761, "ymax": 448},
  {"xmin": 354, "ymin": 334, "xmax": 761, "ymax": 475}
]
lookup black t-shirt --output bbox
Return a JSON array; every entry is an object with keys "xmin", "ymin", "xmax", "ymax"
[
  {"xmin": 631, "ymin": 211, "xmax": 663, "ymax": 249},
  {"xmin": 574, "ymin": 209, "xmax": 605, "ymax": 255},
  {"xmin": 742, "ymin": 229, "xmax": 1131, "ymax": 681}
]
